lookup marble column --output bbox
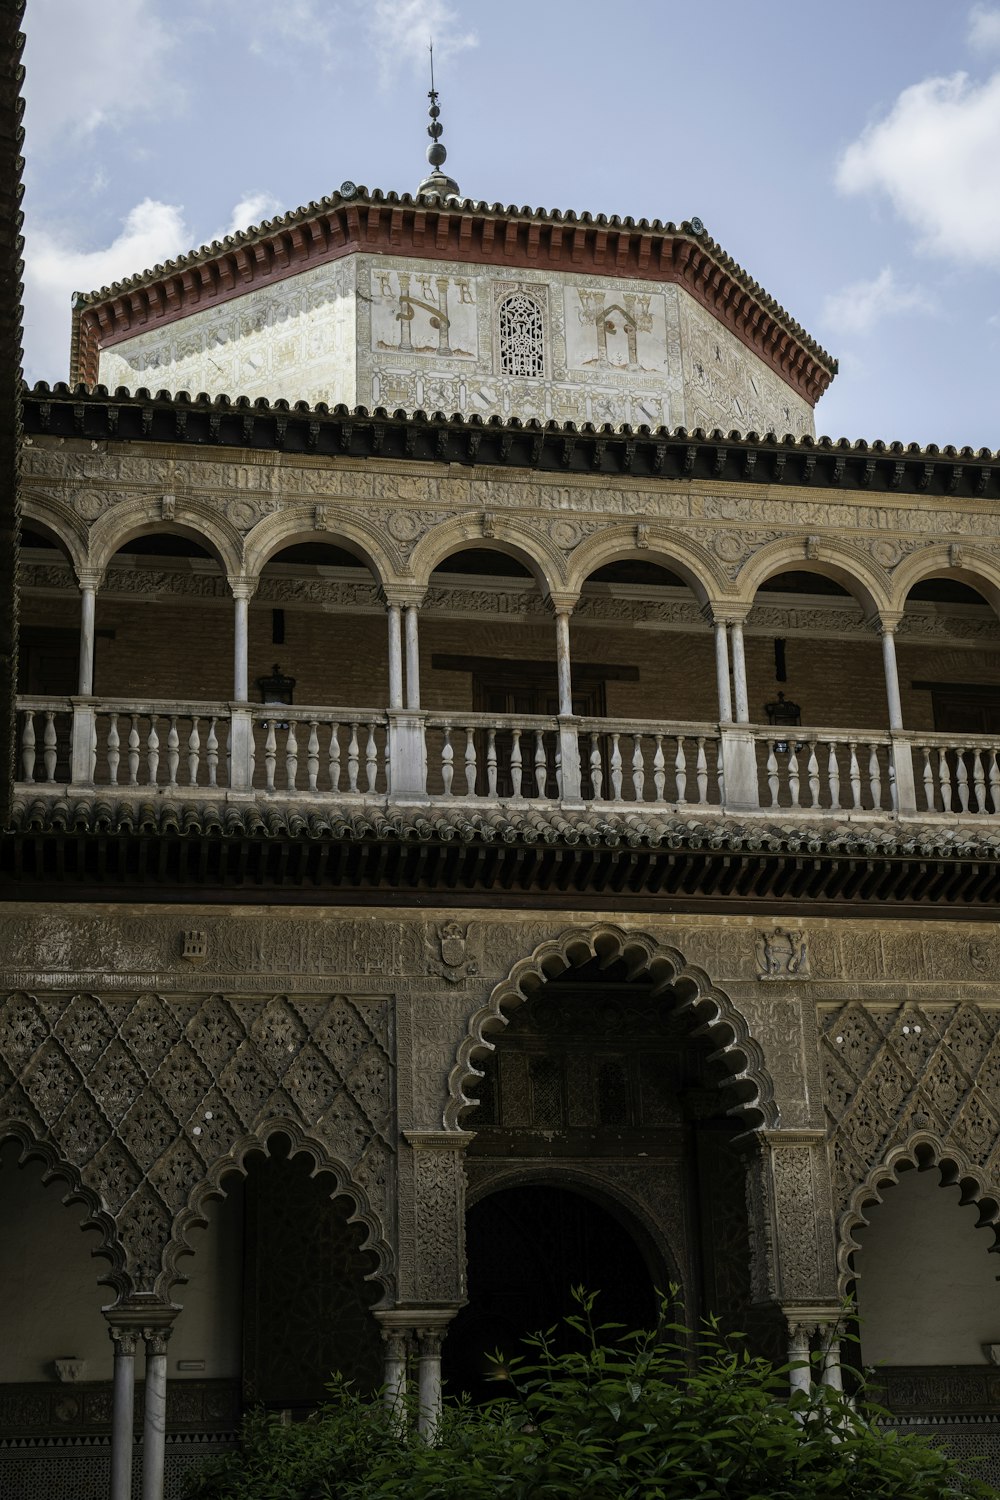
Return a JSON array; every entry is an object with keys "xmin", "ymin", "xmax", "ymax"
[
  {"xmin": 730, "ymin": 620, "xmax": 750, "ymax": 724},
  {"xmin": 232, "ymin": 589, "xmax": 250, "ymax": 702},
  {"xmin": 554, "ymin": 607, "xmax": 573, "ymax": 716},
  {"xmin": 404, "ymin": 604, "xmax": 421, "ymax": 710},
  {"xmin": 416, "ymin": 1327, "xmax": 444, "ymax": 1441},
  {"xmin": 387, "ymin": 602, "xmax": 403, "ymax": 710},
  {"xmin": 381, "ymin": 1326, "xmax": 409, "ymax": 1432},
  {"xmin": 141, "ymin": 1326, "xmax": 172, "ymax": 1500},
  {"xmin": 787, "ymin": 1321, "xmax": 813, "ymax": 1398},
  {"xmin": 880, "ymin": 624, "xmax": 904, "ymax": 730},
  {"xmin": 78, "ymin": 578, "xmax": 97, "ymax": 695},
  {"xmin": 821, "ymin": 1333, "xmax": 844, "ymax": 1392},
  {"xmin": 713, "ymin": 618, "xmax": 733, "ymax": 723},
  {"xmin": 109, "ymin": 1326, "xmax": 137, "ymax": 1500}
]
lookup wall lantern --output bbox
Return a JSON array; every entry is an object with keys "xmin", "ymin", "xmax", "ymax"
[
  {"xmin": 256, "ymin": 663, "xmax": 296, "ymax": 707},
  {"xmin": 764, "ymin": 691, "xmax": 802, "ymax": 754}
]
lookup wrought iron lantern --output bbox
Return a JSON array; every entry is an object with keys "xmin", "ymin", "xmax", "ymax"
[
  {"xmin": 256, "ymin": 663, "xmax": 296, "ymax": 706},
  {"xmin": 764, "ymin": 691, "xmax": 802, "ymax": 754}
]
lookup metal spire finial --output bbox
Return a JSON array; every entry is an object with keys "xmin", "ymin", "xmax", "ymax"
[{"xmin": 417, "ymin": 39, "xmax": 460, "ymax": 201}]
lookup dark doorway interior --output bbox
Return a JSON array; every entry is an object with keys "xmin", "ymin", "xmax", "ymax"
[{"xmin": 444, "ymin": 1184, "xmax": 657, "ymax": 1403}]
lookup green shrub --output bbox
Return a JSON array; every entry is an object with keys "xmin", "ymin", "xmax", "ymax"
[{"xmin": 185, "ymin": 1292, "xmax": 996, "ymax": 1500}]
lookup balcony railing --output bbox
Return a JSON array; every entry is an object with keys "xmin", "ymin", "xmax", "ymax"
[{"xmin": 14, "ymin": 696, "xmax": 1000, "ymax": 822}]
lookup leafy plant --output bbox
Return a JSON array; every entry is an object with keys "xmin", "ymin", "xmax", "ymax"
[{"xmin": 185, "ymin": 1292, "xmax": 997, "ymax": 1500}]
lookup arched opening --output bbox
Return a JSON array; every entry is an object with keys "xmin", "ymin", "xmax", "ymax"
[
  {"xmin": 423, "ymin": 545, "xmax": 558, "ymax": 797},
  {"xmin": 575, "ymin": 556, "xmax": 720, "ymax": 803},
  {"xmin": 450, "ymin": 950, "xmax": 755, "ymax": 1394},
  {"xmin": 852, "ymin": 1163, "xmax": 1000, "ymax": 1368},
  {"xmin": 445, "ymin": 1183, "xmax": 658, "ymax": 1402},
  {"xmin": 251, "ymin": 539, "xmax": 389, "ymax": 795}
]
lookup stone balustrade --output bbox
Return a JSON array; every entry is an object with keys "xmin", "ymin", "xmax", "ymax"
[{"xmin": 15, "ymin": 695, "xmax": 1000, "ymax": 823}]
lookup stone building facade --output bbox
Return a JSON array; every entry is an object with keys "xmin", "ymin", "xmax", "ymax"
[{"xmin": 5, "ymin": 163, "xmax": 1000, "ymax": 1499}]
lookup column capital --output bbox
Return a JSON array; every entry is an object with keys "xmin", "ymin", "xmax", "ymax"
[
  {"xmin": 546, "ymin": 590, "xmax": 580, "ymax": 616},
  {"xmin": 228, "ymin": 573, "xmax": 259, "ymax": 602},
  {"xmin": 107, "ymin": 1326, "xmax": 139, "ymax": 1357},
  {"xmin": 701, "ymin": 601, "xmax": 749, "ymax": 627},
  {"xmin": 383, "ymin": 585, "xmax": 427, "ymax": 609},
  {"xmin": 77, "ymin": 567, "xmax": 104, "ymax": 592},
  {"xmin": 142, "ymin": 1325, "xmax": 173, "ymax": 1356},
  {"xmin": 867, "ymin": 608, "xmax": 903, "ymax": 635}
]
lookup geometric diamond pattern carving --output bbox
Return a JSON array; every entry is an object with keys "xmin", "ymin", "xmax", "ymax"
[
  {"xmin": 822, "ymin": 1001, "xmax": 1000, "ymax": 1213},
  {"xmin": 0, "ymin": 989, "xmax": 393, "ymax": 1302}
]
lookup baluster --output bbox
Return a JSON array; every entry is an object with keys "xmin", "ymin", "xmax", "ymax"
[
  {"xmin": 307, "ymin": 722, "xmax": 319, "ymax": 793},
  {"xmin": 653, "ymin": 734, "xmax": 666, "ymax": 801},
  {"xmin": 787, "ymin": 744, "xmax": 800, "ymax": 807},
  {"xmin": 329, "ymin": 724, "xmax": 341, "ymax": 792},
  {"xmin": 187, "ymin": 717, "xmax": 200, "ymax": 786},
  {"xmin": 696, "ymin": 736, "xmax": 709, "ymax": 803},
  {"xmin": 20, "ymin": 710, "xmax": 35, "ymax": 783},
  {"xmin": 938, "ymin": 748, "xmax": 952, "ymax": 812},
  {"xmin": 486, "ymin": 729, "xmax": 498, "ymax": 798},
  {"xmin": 767, "ymin": 741, "xmax": 779, "ymax": 806},
  {"xmin": 920, "ymin": 746, "xmax": 934, "ymax": 811},
  {"xmin": 264, "ymin": 720, "xmax": 277, "ymax": 792},
  {"xmin": 555, "ymin": 742, "xmax": 563, "ymax": 800},
  {"xmin": 868, "ymin": 744, "xmax": 882, "ymax": 809},
  {"xmin": 807, "ymin": 739, "xmax": 820, "ymax": 807},
  {"xmin": 827, "ymin": 742, "xmax": 840, "ymax": 811},
  {"xmin": 465, "ymin": 728, "xmax": 477, "ymax": 796},
  {"xmin": 534, "ymin": 731, "xmax": 547, "ymax": 797},
  {"xmin": 589, "ymin": 733, "xmax": 603, "ymax": 799},
  {"xmin": 347, "ymin": 722, "xmax": 360, "ymax": 792},
  {"xmin": 674, "ymin": 737, "xmax": 687, "ymax": 803},
  {"xmin": 286, "ymin": 719, "xmax": 298, "ymax": 791},
  {"xmin": 147, "ymin": 720, "xmax": 159, "ymax": 786},
  {"xmin": 989, "ymin": 749, "xmax": 1000, "ymax": 814},
  {"xmin": 107, "ymin": 714, "xmax": 120, "ymax": 785},
  {"xmin": 441, "ymin": 727, "xmax": 454, "ymax": 795},
  {"xmin": 956, "ymin": 749, "xmax": 970, "ymax": 813},
  {"xmin": 973, "ymin": 749, "xmax": 987, "ymax": 813},
  {"xmin": 206, "ymin": 718, "xmax": 219, "ymax": 788},
  {"xmin": 365, "ymin": 722, "xmax": 379, "ymax": 792},
  {"xmin": 128, "ymin": 716, "xmax": 140, "ymax": 785},
  {"xmin": 631, "ymin": 736, "xmax": 645, "ymax": 802},
  {"xmin": 166, "ymin": 716, "xmax": 180, "ymax": 786},
  {"xmin": 510, "ymin": 729, "xmax": 523, "ymax": 797},
  {"xmin": 42, "ymin": 711, "xmax": 57, "ymax": 782},
  {"xmin": 610, "ymin": 733, "xmax": 623, "ymax": 799},
  {"xmin": 848, "ymin": 741, "xmax": 862, "ymax": 809}
]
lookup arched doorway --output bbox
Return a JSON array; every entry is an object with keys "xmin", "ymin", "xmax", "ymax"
[
  {"xmin": 445, "ymin": 1183, "xmax": 658, "ymax": 1401},
  {"xmin": 451, "ymin": 949, "xmax": 756, "ymax": 1396}
]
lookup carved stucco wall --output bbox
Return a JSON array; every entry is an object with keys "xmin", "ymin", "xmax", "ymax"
[
  {"xmin": 5, "ymin": 906, "xmax": 1000, "ymax": 1321},
  {"xmin": 93, "ymin": 253, "xmax": 815, "ymax": 436}
]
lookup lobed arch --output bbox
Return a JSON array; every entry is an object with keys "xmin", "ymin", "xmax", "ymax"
[
  {"xmin": 836, "ymin": 1131, "xmax": 1000, "ymax": 1299},
  {"xmin": 88, "ymin": 500, "xmax": 243, "ymax": 579},
  {"xmin": 160, "ymin": 1116, "xmax": 394, "ymax": 1310},
  {"xmin": 20, "ymin": 493, "xmax": 89, "ymax": 576},
  {"xmin": 889, "ymin": 544, "xmax": 1000, "ymax": 617},
  {"xmin": 736, "ymin": 537, "xmax": 890, "ymax": 618},
  {"xmin": 0, "ymin": 1118, "xmax": 128, "ymax": 1304},
  {"xmin": 567, "ymin": 525, "xmax": 723, "ymax": 608},
  {"xmin": 243, "ymin": 506, "xmax": 400, "ymax": 588},
  {"xmin": 409, "ymin": 513, "xmax": 568, "ymax": 596},
  {"xmin": 445, "ymin": 922, "xmax": 776, "ymax": 1132}
]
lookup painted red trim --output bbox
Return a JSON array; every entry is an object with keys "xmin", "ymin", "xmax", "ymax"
[{"xmin": 75, "ymin": 204, "xmax": 834, "ymax": 405}]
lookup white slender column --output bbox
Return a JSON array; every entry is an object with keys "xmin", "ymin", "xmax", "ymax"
[
  {"xmin": 730, "ymin": 620, "xmax": 750, "ymax": 724},
  {"xmin": 404, "ymin": 603, "xmax": 421, "ymax": 710},
  {"xmin": 416, "ymin": 1327, "xmax": 444, "ymax": 1441},
  {"xmin": 229, "ymin": 577, "xmax": 256, "ymax": 702},
  {"xmin": 821, "ymin": 1333, "xmax": 844, "ymax": 1392},
  {"xmin": 713, "ymin": 618, "xmax": 733, "ymax": 723},
  {"xmin": 880, "ymin": 623, "xmax": 904, "ymax": 730},
  {"xmin": 381, "ymin": 1326, "xmax": 409, "ymax": 1431},
  {"xmin": 787, "ymin": 1321, "xmax": 813, "ymax": 1398},
  {"xmin": 78, "ymin": 579, "xmax": 97, "ymax": 695},
  {"xmin": 141, "ymin": 1326, "xmax": 171, "ymax": 1500},
  {"xmin": 109, "ymin": 1326, "xmax": 137, "ymax": 1500},
  {"xmin": 387, "ymin": 603, "xmax": 403, "ymax": 710},
  {"xmin": 554, "ymin": 607, "xmax": 573, "ymax": 717}
]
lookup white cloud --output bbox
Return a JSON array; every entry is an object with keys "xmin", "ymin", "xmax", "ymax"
[
  {"xmin": 969, "ymin": 4, "xmax": 1000, "ymax": 50},
  {"xmin": 836, "ymin": 70, "xmax": 1000, "ymax": 266},
  {"xmin": 368, "ymin": 0, "xmax": 477, "ymax": 87},
  {"xmin": 22, "ymin": 0, "xmax": 180, "ymax": 151},
  {"xmin": 822, "ymin": 266, "xmax": 933, "ymax": 337},
  {"xmin": 23, "ymin": 194, "xmax": 284, "ymax": 387}
]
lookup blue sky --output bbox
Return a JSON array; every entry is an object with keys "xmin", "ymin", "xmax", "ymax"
[{"xmin": 19, "ymin": 0, "xmax": 1000, "ymax": 448}]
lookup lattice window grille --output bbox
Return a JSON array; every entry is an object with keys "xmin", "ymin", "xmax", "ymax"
[{"xmin": 498, "ymin": 292, "xmax": 545, "ymax": 377}]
